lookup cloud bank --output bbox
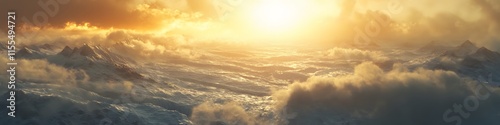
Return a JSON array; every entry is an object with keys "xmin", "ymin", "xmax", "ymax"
[
  {"xmin": 0, "ymin": 0, "xmax": 198, "ymax": 30},
  {"xmin": 272, "ymin": 62, "xmax": 500, "ymax": 125},
  {"xmin": 325, "ymin": 47, "xmax": 389, "ymax": 61},
  {"xmin": 0, "ymin": 56, "xmax": 88, "ymax": 85},
  {"xmin": 190, "ymin": 101, "xmax": 257, "ymax": 125}
]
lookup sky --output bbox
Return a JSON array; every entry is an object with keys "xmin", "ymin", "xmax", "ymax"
[{"xmin": 0, "ymin": 0, "xmax": 499, "ymax": 50}]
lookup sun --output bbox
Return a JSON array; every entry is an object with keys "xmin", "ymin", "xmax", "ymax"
[{"xmin": 249, "ymin": 0, "xmax": 309, "ymax": 32}]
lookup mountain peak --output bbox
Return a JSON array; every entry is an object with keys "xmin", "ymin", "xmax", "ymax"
[
  {"xmin": 473, "ymin": 47, "xmax": 499, "ymax": 57},
  {"xmin": 79, "ymin": 44, "xmax": 97, "ymax": 57},
  {"xmin": 59, "ymin": 46, "xmax": 74, "ymax": 57},
  {"xmin": 469, "ymin": 47, "xmax": 500, "ymax": 62},
  {"xmin": 459, "ymin": 40, "xmax": 476, "ymax": 48},
  {"xmin": 17, "ymin": 47, "xmax": 44, "ymax": 59},
  {"xmin": 442, "ymin": 40, "xmax": 478, "ymax": 57},
  {"xmin": 476, "ymin": 47, "xmax": 492, "ymax": 54}
]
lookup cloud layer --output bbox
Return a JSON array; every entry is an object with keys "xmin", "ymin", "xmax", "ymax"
[
  {"xmin": 0, "ymin": 56, "xmax": 87, "ymax": 85},
  {"xmin": 0, "ymin": 0, "xmax": 199, "ymax": 30},
  {"xmin": 325, "ymin": 47, "xmax": 389, "ymax": 61},
  {"xmin": 0, "ymin": 0, "xmax": 498, "ymax": 50},
  {"xmin": 190, "ymin": 101, "xmax": 257, "ymax": 125},
  {"xmin": 272, "ymin": 62, "xmax": 500, "ymax": 125}
]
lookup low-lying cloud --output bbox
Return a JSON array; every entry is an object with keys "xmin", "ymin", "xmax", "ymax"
[
  {"xmin": 190, "ymin": 101, "xmax": 257, "ymax": 125},
  {"xmin": 0, "ymin": 56, "xmax": 88, "ymax": 85},
  {"xmin": 272, "ymin": 62, "xmax": 500, "ymax": 125},
  {"xmin": 325, "ymin": 47, "xmax": 389, "ymax": 61}
]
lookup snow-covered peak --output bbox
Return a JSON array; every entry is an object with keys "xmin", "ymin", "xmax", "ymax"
[
  {"xmin": 441, "ymin": 40, "xmax": 478, "ymax": 57},
  {"xmin": 469, "ymin": 47, "xmax": 500, "ymax": 62},
  {"xmin": 455, "ymin": 40, "xmax": 478, "ymax": 54},
  {"xmin": 17, "ymin": 47, "xmax": 45, "ymax": 59},
  {"xmin": 58, "ymin": 44, "xmax": 104, "ymax": 60},
  {"xmin": 51, "ymin": 44, "xmax": 141, "ymax": 81},
  {"xmin": 79, "ymin": 44, "xmax": 98, "ymax": 57},
  {"xmin": 475, "ymin": 47, "xmax": 494, "ymax": 54},
  {"xmin": 57, "ymin": 44, "xmax": 135, "ymax": 64}
]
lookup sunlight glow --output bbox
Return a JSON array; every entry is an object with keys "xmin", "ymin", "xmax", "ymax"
[
  {"xmin": 64, "ymin": 22, "xmax": 98, "ymax": 30},
  {"xmin": 249, "ymin": 0, "xmax": 310, "ymax": 32}
]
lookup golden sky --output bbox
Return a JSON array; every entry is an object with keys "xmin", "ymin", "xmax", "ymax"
[{"xmin": 1, "ymin": 0, "xmax": 499, "ymax": 49}]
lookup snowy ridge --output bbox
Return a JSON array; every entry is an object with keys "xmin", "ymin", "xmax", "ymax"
[
  {"xmin": 54, "ymin": 44, "xmax": 142, "ymax": 80},
  {"xmin": 57, "ymin": 44, "xmax": 130, "ymax": 64},
  {"xmin": 469, "ymin": 47, "xmax": 500, "ymax": 63}
]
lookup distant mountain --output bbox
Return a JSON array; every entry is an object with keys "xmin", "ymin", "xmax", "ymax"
[
  {"xmin": 425, "ymin": 40, "xmax": 500, "ymax": 82},
  {"xmin": 52, "ymin": 44, "xmax": 143, "ymax": 80},
  {"xmin": 441, "ymin": 40, "xmax": 478, "ymax": 57},
  {"xmin": 57, "ymin": 44, "xmax": 130, "ymax": 64},
  {"xmin": 469, "ymin": 47, "xmax": 500, "ymax": 63},
  {"xmin": 59, "ymin": 46, "xmax": 73, "ymax": 57},
  {"xmin": 460, "ymin": 47, "xmax": 500, "ymax": 69},
  {"xmin": 17, "ymin": 47, "xmax": 45, "ymax": 59}
]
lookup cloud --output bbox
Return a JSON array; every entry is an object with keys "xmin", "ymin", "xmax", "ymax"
[
  {"xmin": 1, "ymin": 0, "xmax": 497, "ymax": 50},
  {"xmin": 0, "ymin": 56, "xmax": 88, "ymax": 85},
  {"xmin": 325, "ymin": 47, "xmax": 389, "ymax": 61},
  {"xmin": 0, "ymin": 0, "xmax": 198, "ymax": 30},
  {"xmin": 305, "ymin": 0, "xmax": 499, "ymax": 50},
  {"xmin": 272, "ymin": 62, "xmax": 500, "ymax": 125},
  {"xmin": 104, "ymin": 30, "xmax": 203, "ymax": 59},
  {"xmin": 9, "ymin": 27, "xmax": 204, "ymax": 60},
  {"xmin": 190, "ymin": 101, "xmax": 257, "ymax": 125}
]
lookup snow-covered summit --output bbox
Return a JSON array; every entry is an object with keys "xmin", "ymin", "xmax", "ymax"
[
  {"xmin": 51, "ymin": 44, "xmax": 143, "ymax": 80},
  {"xmin": 17, "ymin": 47, "xmax": 44, "ymax": 59},
  {"xmin": 57, "ymin": 44, "xmax": 130, "ymax": 64},
  {"xmin": 467, "ymin": 47, "xmax": 500, "ymax": 63},
  {"xmin": 442, "ymin": 40, "xmax": 478, "ymax": 57}
]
